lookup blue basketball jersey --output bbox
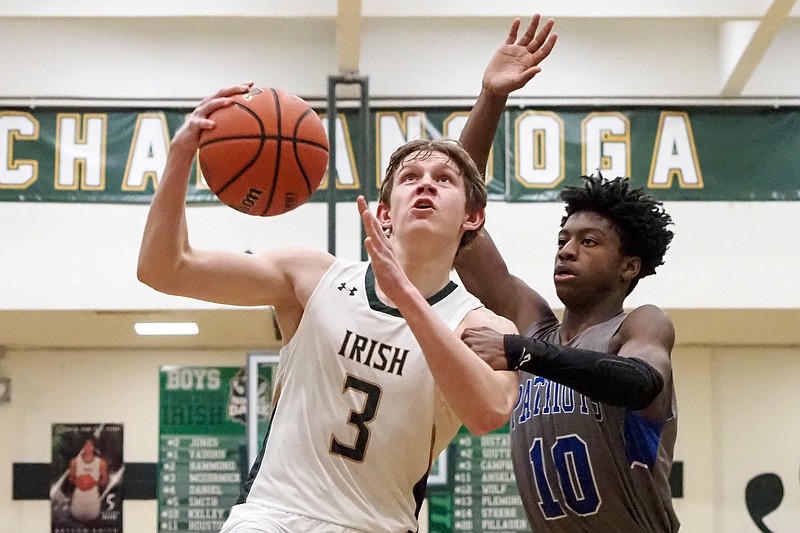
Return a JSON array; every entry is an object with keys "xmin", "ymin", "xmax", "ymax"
[{"xmin": 511, "ymin": 314, "xmax": 679, "ymax": 532}]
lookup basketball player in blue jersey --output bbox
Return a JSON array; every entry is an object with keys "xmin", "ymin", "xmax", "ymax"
[
  {"xmin": 138, "ymin": 85, "xmax": 519, "ymax": 532},
  {"xmin": 453, "ymin": 14, "xmax": 680, "ymax": 532}
]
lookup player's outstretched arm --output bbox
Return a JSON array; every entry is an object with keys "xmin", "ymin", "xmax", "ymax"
[
  {"xmin": 473, "ymin": 305, "xmax": 675, "ymax": 420},
  {"xmin": 137, "ymin": 83, "xmax": 333, "ymax": 310},
  {"xmin": 455, "ymin": 229, "xmax": 555, "ymax": 334},
  {"xmin": 455, "ymin": 15, "xmax": 557, "ymax": 333},
  {"xmin": 459, "ymin": 14, "xmax": 557, "ymax": 175},
  {"xmin": 358, "ymin": 197, "xmax": 518, "ymax": 434}
]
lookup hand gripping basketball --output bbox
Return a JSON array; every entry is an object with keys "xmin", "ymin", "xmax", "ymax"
[{"xmin": 198, "ymin": 86, "xmax": 329, "ymax": 216}]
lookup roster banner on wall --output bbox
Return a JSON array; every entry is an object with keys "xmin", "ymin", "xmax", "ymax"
[
  {"xmin": 428, "ymin": 425, "xmax": 529, "ymax": 533},
  {"xmin": 2, "ymin": 105, "xmax": 800, "ymax": 203},
  {"xmin": 158, "ymin": 366, "xmax": 272, "ymax": 533},
  {"xmin": 51, "ymin": 423, "xmax": 124, "ymax": 533}
]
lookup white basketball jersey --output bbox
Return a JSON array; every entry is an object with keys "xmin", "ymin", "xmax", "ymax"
[
  {"xmin": 71, "ymin": 455, "xmax": 102, "ymax": 521},
  {"xmin": 74, "ymin": 454, "xmax": 101, "ymax": 480},
  {"xmin": 241, "ymin": 259, "xmax": 482, "ymax": 532}
]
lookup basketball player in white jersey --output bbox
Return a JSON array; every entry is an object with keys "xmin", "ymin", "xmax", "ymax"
[
  {"xmin": 68, "ymin": 435, "xmax": 108, "ymax": 522},
  {"xmin": 138, "ymin": 84, "xmax": 519, "ymax": 532},
  {"xmin": 455, "ymin": 15, "xmax": 679, "ymax": 531}
]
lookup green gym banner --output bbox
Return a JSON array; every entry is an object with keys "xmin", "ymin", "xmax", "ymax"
[
  {"xmin": 157, "ymin": 365, "xmax": 273, "ymax": 533},
  {"xmin": 2, "ymin": 105, "xmax": 799, "ymax": 203}
]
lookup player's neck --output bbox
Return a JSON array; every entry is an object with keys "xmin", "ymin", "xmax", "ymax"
[
  {"xmin": 560, "ymin": 301, "xmax": 624, "ymax": 343},
  {"xmin": 378, "ymin": 241, "xmax": 455, "ymax": 301}
]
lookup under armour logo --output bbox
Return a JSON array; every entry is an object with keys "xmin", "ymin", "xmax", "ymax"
[{"xmin": 337, "ymin": 282, "xmax": 357, "ymax": 296}]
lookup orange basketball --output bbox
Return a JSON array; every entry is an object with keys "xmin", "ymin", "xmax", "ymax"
[
  {"xmin": 75, "ymin": 474, "xmax": 96, "ymax": 491},
  {"xmin": 198, "ymin": 87, "xmax": 329, "ymax": 216}
]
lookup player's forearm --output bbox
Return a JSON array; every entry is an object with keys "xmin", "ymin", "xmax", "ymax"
[
  {"xmin": 394, "ymin": 289, "xmax": 515, "ymax": 434},
  {"xmin": 504, "ymin": 335, "xmax": 664, "ymax": 410},
  {"xmin": 459, "ymin": 88, "xmax": 508, "ymax": 177},
  {"xmin": 137, "ymin": 147, "xmax": 195, "ymax": 290}
]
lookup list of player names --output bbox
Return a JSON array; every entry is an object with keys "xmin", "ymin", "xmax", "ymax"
[
  {"xmin": 158, "ymin": 435, "xmax": 242, "ymax": 533},
  {"xmin": 451, "ymin": 433, "xmax": 530, "ymax": 532}
]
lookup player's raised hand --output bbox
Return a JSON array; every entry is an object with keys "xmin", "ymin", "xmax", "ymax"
[
  {"xmin": 357, "ymin": 195, "xmax": 411, "ymax": 303},
  {"xmin": 482, "ymin": 15, "xmax": 557, "ymax": 97},
  {"xmin": 171, "ymin": 82, "xmax": 255, "ymax": 152}
]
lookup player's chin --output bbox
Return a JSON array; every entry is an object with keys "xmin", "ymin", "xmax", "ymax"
[
  {"xmin": 554, "ymin": 282, "xmax": 585, "ymax": 305},
  {"xmin": 404, "ymin": 213, "xmax": 438, "ymax": 230}
]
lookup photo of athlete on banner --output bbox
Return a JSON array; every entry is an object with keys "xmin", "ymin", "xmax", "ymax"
[{"xmin": 51, "ymin": 423, "xmax": 124, "ymax": 533}]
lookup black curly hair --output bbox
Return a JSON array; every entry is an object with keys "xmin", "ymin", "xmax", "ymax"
[{"xmin": 560, "ymin": 174, "xmax": 673, "ymax": 292}]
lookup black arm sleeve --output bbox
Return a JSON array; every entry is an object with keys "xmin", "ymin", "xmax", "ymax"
[{"xmin": 503, "ymin": 334, "xmax": 664, "ymax": 410}]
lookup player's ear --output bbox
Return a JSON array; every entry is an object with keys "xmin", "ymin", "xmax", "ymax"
[
  {"xmin": 462, "ymin": 208, "xmax": 485, "ymax": 232},
  {"xmin": 621, "ymin": 255, "xmax": 641, "ymax": 282},
  {"xmin": 375, "ymin": 202, "xmax": 393, "ymax": 234}
]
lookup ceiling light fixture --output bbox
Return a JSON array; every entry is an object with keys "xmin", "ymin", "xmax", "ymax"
[{"xmin": 134, "ymin": 322, "xmax": 199, "ymax": 336}]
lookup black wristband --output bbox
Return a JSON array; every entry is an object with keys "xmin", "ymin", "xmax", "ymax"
[{"xmin": 503, "ymin": 334, "xmax": 531, "ymax": 370}]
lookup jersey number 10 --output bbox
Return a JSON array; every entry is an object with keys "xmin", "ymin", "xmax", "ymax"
[{"xmin": 529, "ymin": 435, "xmax": 602, "ymax": 518}]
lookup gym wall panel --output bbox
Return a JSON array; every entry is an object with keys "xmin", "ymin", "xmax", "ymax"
[
  {"xmin": 671, "ymin": 346, "xmax": 715, "ymax": 533},
  {"xmin": 712, "ymin": 347, "xmax": 800, "ymax": 532},
  {"xmin": 1, "ymin": 201, "xmax": 797, "ymax": 310},
  {"xmin": 0, "ymin": 348, "xmax": 250, "ymax": 533}
]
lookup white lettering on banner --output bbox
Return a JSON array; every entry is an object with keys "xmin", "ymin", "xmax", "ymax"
[
  {"xmin": 55, "ymin": 113, "xmax": 107, "ymax": 190},
  {"xmin": 0, "ymin": 112, "xmax": 38, "ymax": 188},
  {"xmin": 189, "ymin": 437, "xmax": 219, "ymax": 447},
  {"xmin": 319, "ymin": 114, "xmax": 359, "ymax": 189},
  {"xmin": 188, "ymin": 496, "xmax": 220, "ymax": 506},
  {"xmin": 189, "ymin": 449, "xmax": 226, "ymax": 459},
  {"xmin": 0, "ymin": 108, "xmax": 714, "ymax": 199},
  {"xmin": 583, "ymin": 113, "xmax": 630, "ymax": 179},
  {"xmin": 442, "ymin": 112, "xmax": 468, "ymax": 143},
  {"xmin": 189, "ymin": 484, "xmax": 223, "ymax": 495},
  {"xmin": 122, "ymin": 112, "xmax": 170, "ymax": 191},
  {"xmin": 187, "ymin": 519, "xmax": 226, "ymax": 531},
  {"xmin": 649, "ymin": 111, "xmax": 703, "ymax": 188},
  {"xmin": 188, "ymin": 460, "xmax": 237, "ymax": 471},
  {"xmin": 166, "ymin": 368, "xmax": 222, "ymax": 391},
  {"xmin": 515, "ymin": 111, "xmax": 564, "ymax": 187},
  {"xmin": 375, "ymin": 111, "xmax": 425, "ymax": 188}
]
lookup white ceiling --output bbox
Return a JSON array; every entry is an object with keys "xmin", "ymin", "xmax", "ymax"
[
  {"xmin": 337, "ymin": 0, "xmax": 800, "ymax": 99},
  {"xmin": 1, "ymin": 0, "xmax": 799, "ymax": 101}
]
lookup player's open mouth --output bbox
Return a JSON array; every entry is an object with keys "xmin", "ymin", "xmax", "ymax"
[{"xmin": 554, "ymin": 265, "xmax": 577, "ymax": 281}]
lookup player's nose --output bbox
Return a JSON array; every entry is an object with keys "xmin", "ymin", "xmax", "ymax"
[
  {"xmin": 415, "ymin": 174, "xmax": 438, "ymax": 194},
  {"xmin": 557, "ymin": 239, "xmax": 578, "ymax": 259}
]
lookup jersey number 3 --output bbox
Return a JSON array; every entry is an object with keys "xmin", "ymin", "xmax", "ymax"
[{"xmin": 330, "ymin": 374, "xmax": 382, "ymax": 462}]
